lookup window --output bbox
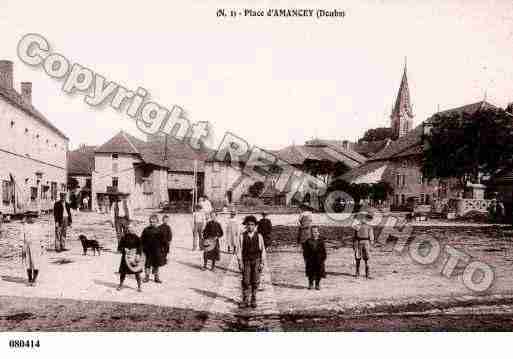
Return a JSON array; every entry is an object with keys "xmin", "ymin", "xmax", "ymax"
[
  {"xmin": 50, "ymin": 182, "xmax": 57, "ymax": 201},
  {"xmin": 112, "ymin": 153, "xmax": 119, "ymax": 159},
  {"xmin": 425, "ymin": 194, "xmax": 430, "ymax": 205},
  {"xmin": 401, "ymin": 194, "xmax": 405, "ymax": 204},
  {"xmin": 10, "ymin": 121, "xmax": 14, "ymax": 128},
  {"xmin": 2, "ymin": 181, "xmax": 13, "ymax": 204},
  {"xmin": 213, "ymin": 162, "xmax": 220, "ymax": 172},
  {"xmin": 112, "ymin": 177, "xmax": 119, "ymax": 189},
  {"xmin": 41, "ymin": 185, "xmax": 49, "ymax": 200},
  {"xmin": 419, "ymin": 174, "xmax": 423, "ymax": 185},
  {"xmin": 396, "ymin": 174, "xmax": 401, "ymax": 186},
  {"xmin": 401, "ymin": 175, "xmax": 406, "ymax": 187},
  {"xmin": 25, "ymin": 128, "xmax": 28, "ymax": 134},
  {"xmin": 112, "ymin": 163, "xmax": 118, "ymax": 173},
  {"xmin": 30, "ymin": 187, "xmax": 38, "ymax": 201},
  {"xmin": 85, "ymin": 179, "xmax": 91, "ymax": 188},
  {"xmin": 420, "ymin": 193, "xmax": 425, "ymax": 204}
]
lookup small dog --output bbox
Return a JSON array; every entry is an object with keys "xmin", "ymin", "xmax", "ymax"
[{"xmin": 78, "ymin": 234, "xmax": 101, "ymax": 256}]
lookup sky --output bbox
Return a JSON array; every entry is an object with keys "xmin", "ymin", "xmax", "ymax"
[{"xmin": 1, "ymin": 0, "xmax": 513, "ymax": 151}]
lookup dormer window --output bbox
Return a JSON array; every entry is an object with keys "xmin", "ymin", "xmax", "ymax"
[{"xmin": 112, "ymin": 153, "xmax": 119, "ymax": 159}]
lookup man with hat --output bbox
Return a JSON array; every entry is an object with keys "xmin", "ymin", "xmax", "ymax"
[
  {"xmin": 236, "ymin": 215, "xmax": 267, "ymax": 308},
  {"xmin": 53, "ymin": 192, "xmax": 72, "ymax": 252},
  {"xmin": 352, "ymin": 211, "xmax": 375, "ymax": 279}
]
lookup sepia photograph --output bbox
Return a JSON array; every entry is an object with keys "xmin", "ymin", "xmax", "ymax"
[{"xmin": 1, "ymin": 0, "xmax": 513, "ymax": 356}]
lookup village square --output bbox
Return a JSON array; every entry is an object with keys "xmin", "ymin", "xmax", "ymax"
[{"xmin": 1, "ymin": 47, "xmax": 513, "ymax": 332}]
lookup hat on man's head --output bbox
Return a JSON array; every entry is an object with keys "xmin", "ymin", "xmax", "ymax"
[{"xmin": 243, "ymin": 215, "xmax": 258, "ymax": 225}]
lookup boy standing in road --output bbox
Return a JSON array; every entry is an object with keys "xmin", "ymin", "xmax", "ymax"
[{"xmin": 236, "ymin": 215, "xmax": 266, "ymax": 309}]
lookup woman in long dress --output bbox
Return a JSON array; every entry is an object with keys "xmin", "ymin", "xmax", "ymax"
[
  {"xmin": 21, "ymin": 215, "xmax": 45, "ymax": 287},
  {"xmin": 202, "ymin": 212, "xmax": 223, "ymax": 271},
  {"xmin": 117, "ymin": 221, "xmax": 143, "ymax": 292}
]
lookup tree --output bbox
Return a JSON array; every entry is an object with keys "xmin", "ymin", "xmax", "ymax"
[
  {"xmin": 423, "ymin": 108, "xmax": 513, "ymax": 188},
  {"xmin": 360, "ymin": 127, "xmax": 394, "ymax": 142},
  {"xmin": 248, "ymin": 181, "xmax": 265, "ymax": 197},
  {"xmin": 371, "ymin": 181, "xmax": 394, "ymax": 202}
]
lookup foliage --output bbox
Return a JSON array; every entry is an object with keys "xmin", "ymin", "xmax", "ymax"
[
  {"xmin": 248, "ymin": 181, "xmax": 265, "ymax": 197},
  {"xmin": 423, "ymin": 108, "xmax": 513, "ymax": 187},
  {"xmin": 360, "ymin": 127, "xmax": 394, "ymax": 142}
]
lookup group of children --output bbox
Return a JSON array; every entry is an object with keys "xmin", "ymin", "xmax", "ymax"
[{"xmin": 117, "ymin": 214, "xmax": 173, "ymax": 292}]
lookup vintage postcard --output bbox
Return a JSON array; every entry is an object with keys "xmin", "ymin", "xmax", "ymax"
[{"xmin": 1, "ymin": 0, "xmax": 513, "ymax": 354}]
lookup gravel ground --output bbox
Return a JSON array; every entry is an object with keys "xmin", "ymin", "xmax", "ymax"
[{"xmin": 1, "ymin": 210, "xmax": 513, "ymax": 331}]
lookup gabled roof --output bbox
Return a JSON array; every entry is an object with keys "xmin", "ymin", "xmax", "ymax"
[
  {"xmin": 368, "ymin": 125, "xmax": 423, "ymax": 161},
  {"xmin": 352, "ymin": 139, "xmax": 391, "ymax": 158},
  {"xmin": 340, "ymin": 160, "xmax": 391, "ymax": 183},
  {"xmin": 300, "ymin": 139, "xmax": 368, "ymax": 163},
  {"xmin": 429, "ymin": 100, "xmax": 498, "ymax": 119},
  {"xmin": 391, "ymin": 64, "xmax": 413, "ymax": 119},
  {"xmin": 67, "ymin": 146, "xmax": 96, "ymax": 175},
  {"xmin": 0, "ymin": 85, "xmax": 68, "ymax": 140},
  {"xmin": 95, "ymin": 131, "xmax": 141, "ymax": 154},
  {"xmin": 95, "ymin": 131, "xmax": 211, "ymax": 172}
]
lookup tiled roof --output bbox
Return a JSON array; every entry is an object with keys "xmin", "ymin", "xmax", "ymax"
[
  {"xmin": 431, "ymin": 100, "xmax": 498, "ymax": 118},
  {"xmin": 0, "ymin": 85, "xmax": 68, "ymax": 140},
  {"xmin": 340, "ymin": 160, "xmax": 391, "ymax": 183},
  {"xmin": 302, "ymin": 139, "xmax": 368, "ymax": 163},
  {"xmin": 95, "ymin": 131, "xmax": 141, "ymax": 154},
  {"xmin": 67, "ymin": 146, "xmax": 96, "ymax": 175},
  {"xmin": 95, "ymin": 131, "xmax": 211, "ymax": 172},
  {"xmin": 352, "ymin": 139, "xmax": 391, "ymax": 157},
  {"xmin": 369, "ymin": 125, "xmax": 423, "ymax": 161}
]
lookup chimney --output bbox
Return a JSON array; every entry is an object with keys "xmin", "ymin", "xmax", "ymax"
[
  {"xmin": 21, "ymin": 82, "xmax": 32, "ymax": 104},
  {"xmin": 0, "ymin": 60, "xmax": 13, "ymax": 89}
]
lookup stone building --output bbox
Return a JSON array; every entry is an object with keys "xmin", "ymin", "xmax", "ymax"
[
  {"xmin": 67, "ymin": 145, "xmax": 96, "ymax": 209},
  {"xmin": 342, "ymin": 101, "xmax": 500, "ymax": 208},
  {"xmin": 0, "ymin": 60, "xmax": 69, "ymax": 214},
  {"xmin": 204, "ymin": 140, "xmax": 367, "ymax": 207},
  {"xmin": 82, "ymin": 131, "xmax": 208, "ymax": 210}
]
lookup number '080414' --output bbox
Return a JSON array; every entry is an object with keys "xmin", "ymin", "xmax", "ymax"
[{"xmin": 9, "ymin": 339, "xmax": 40, "ymax": 348}]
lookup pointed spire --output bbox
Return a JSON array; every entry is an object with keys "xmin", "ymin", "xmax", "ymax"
[{"xmin": 390, "ymin": 58, "xmax": 414, "ymax": 138}]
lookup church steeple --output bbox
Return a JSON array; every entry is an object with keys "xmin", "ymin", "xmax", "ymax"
[{"xmin": 390, "ymin": 59, "xmax": 414, "ymax": 139}]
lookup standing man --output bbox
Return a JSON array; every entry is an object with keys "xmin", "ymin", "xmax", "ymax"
[
  {"xmin": 257, "ymin": 212, "xmax": 273, "ymax": 251},
  {"xmin": 112, "ymin": 195, "xmax": 132, "ymax": 246},
  {"xmin": 352, "ymin": 211, "xmax": 374, "ymax": 279},
  {"xmin": 141, "ymin": 214, "xmax": 165, "ymax": 283},
  {"xmin": 159, "ymin": 214, "xmax": 173, "ymax": 259},
  {"xmin": 236, "ymin": 215, "xmax": 266, "ymax": 309},
  {"xmin": 53, "ymin": 193, "xmax": 72, "ymax": 252}
]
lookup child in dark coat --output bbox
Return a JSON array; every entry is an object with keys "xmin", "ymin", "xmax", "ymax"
[
  {"xmin": 117, "ymin": 222, "xmax": 143, "ymax": 292},
  {"xmin": 302, "ymin": 226, "xmax": 327, "ymax": 290}
]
